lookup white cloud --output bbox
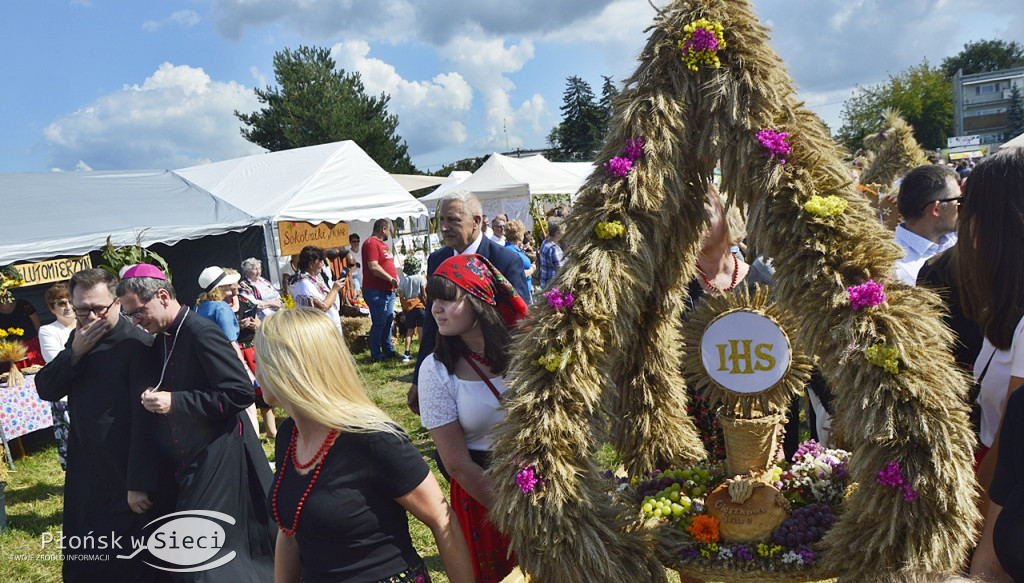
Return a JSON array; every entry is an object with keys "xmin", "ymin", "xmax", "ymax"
[
  {"xmin": 207, "ymin": 0, "xmax": 616, "ymax": 44},
  {"xmin": 42, "ymin": 63, "xmax": 264, "ymax": 171},
  {"xmin": 142, "ymin": 10, "xmax": 201, "ymax": 32},
  {"xmin": 438, "ymin": 35, "xmax": 544, "ymax": 151},
  {"xmin": 331, "ymin": 41, "xmax": 474, "ymax": 155}
]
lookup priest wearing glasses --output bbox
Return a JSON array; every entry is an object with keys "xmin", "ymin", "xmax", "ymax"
[{"xmin": 117, "ymin": 264, "xmax": 276, "ymax": 582}]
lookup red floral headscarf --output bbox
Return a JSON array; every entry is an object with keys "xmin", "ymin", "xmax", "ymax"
[{"xmin": 433, "ymin": 254, "xmax": 529, "ymax": 327}]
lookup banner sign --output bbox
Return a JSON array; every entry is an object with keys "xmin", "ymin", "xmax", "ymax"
[
  {"xmin": 700, "ymin": 310, "xmax": 791, "ymax": 394},
  {"xmin": 278, "ymin": 221, "xmax": 349, "ymax": 256},
  {"xmin": 947, "ymin": 135, "xmax": 981, "ymax": 148},
  {"xmin": 13, "ymin": 256, "xmax": 93, "ymax": 287}
]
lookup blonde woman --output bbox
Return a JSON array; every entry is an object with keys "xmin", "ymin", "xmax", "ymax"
[{"xmin": 255, "ymin": 308, "xmax": 473, "ymax": 583}]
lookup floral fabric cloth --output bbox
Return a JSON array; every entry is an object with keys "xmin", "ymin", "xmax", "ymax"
[{"xmin": 1, "ymin": 374, "xmax": 54, "ymax": 440}]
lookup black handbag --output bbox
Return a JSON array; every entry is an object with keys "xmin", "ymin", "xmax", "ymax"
[{"xmin": 968, "ymin": 350, "xmax": 995, "ymax": 438}]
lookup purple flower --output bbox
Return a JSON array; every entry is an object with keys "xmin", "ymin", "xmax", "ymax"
[
  {"xmin": 877, "ymin": 461, "xmax": 904, "ymax": 488},
  {"xmin": 683, "ymin": 28, "xmax": 720, "ymax": 54},
  {"xmin": 623, "ymin": 137, "xmax": 644, "ymax": 161},
  {"xmin": 756, "ymin": 128, "xmax": 792, "ymax": 164},
  {"xmin": 902, "ymin": 484, "xmax": 919, "ymax": 502},
  {"xmin": 847, "ymin": 279, "xmax": 886, "ymax": 310},
  {"xmin": 544, "ymin": 288, "xmax": 575, "ymax": 311},
  {"xmin": 680, "ymin": 547, "xmax": 701, "ymax": 559},
  {"xmin": 793, "ymin": 439, "xmax": 824, "ymax": 461},
  {"xmin": 605, "ymin": 156, "xmax": 633, "ymax": 177},
  {"xmin": 517, "ymin": 465, "xmax": 545, "ymax": 493},
  {"xmin": 798, "ymin": 545, "xmax": 815, "ymax": 565},
  {"xmin": 732, "ymin": 544, "xmax": 754, "ymax": 560}
]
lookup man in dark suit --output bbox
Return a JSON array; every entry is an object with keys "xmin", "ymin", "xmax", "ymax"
[{"xmin": 407, "ymin": 191, "xmax": 528, "ymax": 413}]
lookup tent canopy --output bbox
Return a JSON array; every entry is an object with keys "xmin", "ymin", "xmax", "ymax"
[
  {"xmin": 0, "ymin": 170, "xmax": 257, "ymax": 265},
  {"xmin": 175, "ymin": 141, "xmax": 428, "ymax": 224},
  {"xmin": 1001, "ymin": 131, "xmax": 1024, "ymax": 150},
  {"xmin": 390, "ymin": 173, "xmax": 452, "ymax": 193},
  {"xmin": 421, "ymin": 154, "xmax": 584, "ymax": 226}
]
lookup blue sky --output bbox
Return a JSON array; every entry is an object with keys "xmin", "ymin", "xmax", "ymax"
[{"xmin": 3, "ymin": 0, "xmax": 1023, "ymax": 174}]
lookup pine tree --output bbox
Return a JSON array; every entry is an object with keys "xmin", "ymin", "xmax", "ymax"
[
  {"xmin": 1007, "ymin": 85, "xmax": 1024, "ymax": 139},
  {"xmin": 548, "ymin": 76, "xmax": 604, "ymax": 161},
  {"xmin": 599, "ymin": 75, "xmax": 619, "ymax": 138}
]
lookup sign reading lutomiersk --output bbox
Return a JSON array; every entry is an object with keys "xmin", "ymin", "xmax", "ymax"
[{"xmin": 700, "ymin": 310, "xmax": 790, "ymax": 394}]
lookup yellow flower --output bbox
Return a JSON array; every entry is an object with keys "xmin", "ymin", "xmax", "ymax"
[
  {"xmin": 281, "ymin": 295, "xmax": 296, "ymax": 309},
  {"xmin": 538, "ymin": 348, "xmax": 574, "ymax": 373},
  {"xmin": 865, "ymin": 344, "xmax": 900, "ymax": 374},
  {"xmin": 0, "ymin": 329, "xmax": 7, "ymax": 339},
  {"xmin": 757, "ymin": 543, "xmax": 782, "ymax": 557},
  {"xmin": 804, "ymin": 195, "xmax": 848, "ymax": 217},
  {"xmin": 595, "ymin": 221, "xmax": 626, "ymax": 239}
]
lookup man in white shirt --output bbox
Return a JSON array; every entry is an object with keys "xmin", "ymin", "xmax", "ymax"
[{"xmin": 893, "ymin": 164, "xmax": 961, "ymax": 286}]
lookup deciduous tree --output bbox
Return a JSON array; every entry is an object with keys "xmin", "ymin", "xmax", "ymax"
[
  {"xmin": 837, "ymin": 61, "xmax": 952, "ymax": 152},
  {"xmin": 941, "ymin": 39, "xmax": 1024, "ymax": 78}
]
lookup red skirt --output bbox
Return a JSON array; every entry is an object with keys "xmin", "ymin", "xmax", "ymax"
[{"xmin": 449, "ymin": 478, "xmax": 516, "ymax": 583}]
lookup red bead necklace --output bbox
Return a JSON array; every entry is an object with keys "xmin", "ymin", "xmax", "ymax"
[
  {"xmin": 272, "ymin": 425, "xmax": 338, "ymax": 536},
  {"xmin": 696, "ymin": 252, "xmax": 740, "ymax": 293},
  {"xmin": 464, "ymin": 348, "xmax": 492, "ymax": 368}
]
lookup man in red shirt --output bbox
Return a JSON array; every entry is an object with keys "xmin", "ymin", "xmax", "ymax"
[{"xmin": 361, "ymin": 219, "xmax": 401, "ymax": 362}]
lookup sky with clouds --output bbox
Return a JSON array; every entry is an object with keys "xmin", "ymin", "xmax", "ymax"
[{"xmin": 3, "ymin": 0, "xmax": 1023, "ymax": 174}]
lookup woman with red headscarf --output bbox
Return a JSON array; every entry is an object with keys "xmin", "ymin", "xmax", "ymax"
[{"xmin": 418, "ymin": 254, "xmax": 529, "ymax": 583}]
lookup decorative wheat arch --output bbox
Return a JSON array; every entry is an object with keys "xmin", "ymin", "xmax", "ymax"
[{"xmin": 489, "ymin": 0, "xmax": 980, "ymax": 581}]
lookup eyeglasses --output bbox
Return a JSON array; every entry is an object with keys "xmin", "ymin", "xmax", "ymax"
[
  {"xmin": 74, "ymin": 298, "xmax": 117, "ymax": 318},
  {"xmin": 122, "ymin": 297, "xmax": 155, "ymax": 320},
  {"xmin": 921, "ymin": 196, "xmax": 962, "ymax": 212},
  {"xmin": 52, "ymin": 299, "xmax": 71, "ymax": 308}
]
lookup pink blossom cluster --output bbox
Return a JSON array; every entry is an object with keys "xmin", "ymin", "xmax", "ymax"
[
  {"xmin": 847, "ymin": 279, "xmax": 886, "ymax": 310},
  {"xmin": 756, "ymin": 128, "xmax": 792, "ymax": 164},
  {"xmin": 605, "ymin": 137, "xmax": 644, "ymax": 177},
  {"xmin": 682, "ymin": 27, "xmax": 721, "ymax": 54},
  {"xmin": 877, "ymin": 461, "xmax": 918, "ymax": 502},
  {"xmin": 544, "ymin": 288, "xmax": 574, "ymax": 311},
  {"xmin": 516, "ymin": 465, "xmax": 545, "ymax": 494}
]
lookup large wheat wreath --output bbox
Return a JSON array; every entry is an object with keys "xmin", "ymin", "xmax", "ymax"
[{"xmin": 488, "ymin": 0, "xmax": 980, "ymax": 581}]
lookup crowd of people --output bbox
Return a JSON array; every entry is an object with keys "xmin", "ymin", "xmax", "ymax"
[{"xmin": 11, "ymin": 147, "xmax": 1023, "ymax": 582}]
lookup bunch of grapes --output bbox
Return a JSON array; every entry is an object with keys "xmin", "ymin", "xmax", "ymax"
[
  {"xmin": 635, "ymin": 467, "xmax": 717, "ymax": 502},
  {"xmin": 770, "ymin": 503, "xmax": 835, "ymax": 549},
  {"xmin": 640, "ymin": 482, "xmax": 692, "ymax": 522}
]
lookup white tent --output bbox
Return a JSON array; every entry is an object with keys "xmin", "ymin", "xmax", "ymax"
[
  {"xmin": 419, "ymin": 171, "xmax": 472, "ymax": 203},
  {"xmin": 1000, "ymin": 131, "xmax": 1024, "ymax": 150},
  {"xmin": 430, "ymin": 153, "xmax": 585, "ymax": 226},
  {"xmin": 0, "ymin": 170, "xmax": 257, "ymax": 265},
  {"xmin": 390, "ymin": 173, "xmax": 451, "ymax": 193},
  {"xmin": 175, "ymin": 141, "xmax": 428, "ymax": 224}
]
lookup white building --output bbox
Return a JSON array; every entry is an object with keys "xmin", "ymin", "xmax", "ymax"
[{"xmin": 952, "ymin": 66, "xmax": 1024, "ymax": 146}]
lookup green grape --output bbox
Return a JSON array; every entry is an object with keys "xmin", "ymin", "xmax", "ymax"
[
  {"xmin": 669, "ymin": 490, "xmax": 680, "ymax": 502},
  {"xmin": 642, "ymin": 503, "xmax": 653, "ymax": 513}
]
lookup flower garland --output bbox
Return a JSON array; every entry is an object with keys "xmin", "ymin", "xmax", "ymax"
[
  {"xmin": 803, "ymin": 195, "xmax": 848, "ymax": 218},
  {"xmin": 544, "ymin": 288, "xmax": 574, "ymax": 311},
  {"xmin": 605, "ymin": 137, "xmax": 644, "ymax": 177},
  {"xmin": 877, "ymin": 461, "xmax": 918, "ymax": 501},
  {"xmin": 756, "ymin": 128, "xmax": 791, "ymax": 164},
  {"xmin": 677, "ymin": 19, "xmax": 726, "ymax": 71},
  {"xmin": 538, "ymin": 347, "xmax": 574, "ymax": 372},
  {"xmin": 865, "ymin": 343, "xmax": 900, "ymax": 374},
  {"xmin": 595, "ymin": 221, "xmax": 626, "ymax": 239},
  {"xmin": 847, "ymin": 279, "xmax": 886, "ymax": 310}
]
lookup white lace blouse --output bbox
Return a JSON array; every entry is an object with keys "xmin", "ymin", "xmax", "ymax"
[{"xmin": 418, "ymin": 353, "xmax": 507, "ymax": 451}]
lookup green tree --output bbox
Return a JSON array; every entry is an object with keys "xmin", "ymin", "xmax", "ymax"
[
  {"xmin": 430, "ymin": 156, "xmax": 487, "ymax": 177},
  {"xmin": 235, "ymin": 46, "xmax": 417, "ymax": 173},
  {"xmin": 941, "ymin": 39, "xmax": 1024, "ymax": 77},
  {"xmin": 599, "ymin": 75, "xmax": 619, "ymax": 138},
  {"xmin": 547, "ymin": 76, "xmax": 604, "ymax": 161},
  {"xmin": 837, "ymin": 61, "xmax": 953, "ymax": 152},
  {"xmin": 1008, "ymin": 85, "xmax": 1024, "ymax": 139}
]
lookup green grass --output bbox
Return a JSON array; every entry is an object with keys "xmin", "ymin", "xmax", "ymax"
[{"xmin": 0, "ymin": 338, "xmax": 682, "ymax": 582}]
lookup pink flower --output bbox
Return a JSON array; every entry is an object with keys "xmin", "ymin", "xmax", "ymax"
[
  {"xmin": 756, "ymin": 128, "xmax": 792, "ymax": 164},
  {"xmin": 877, "ymin": 461, "xmax": 903, "ymax": 488},
  {"xmin": 848, "ymin": 279, "xmax": 886, "ymax": 310},
  {"xmin": 605, "ymin": 156, "xmax": 633, "ymax": 177},
  {"xmin": 682, "ymin": 27, "xmax": 721, "ymax": 54},
  {"xmin": 544, "ymin": 288, "xmax": 574, "ymax": 311},
  {"xmin": 623, "ymin": 137, "xmax": 644, "ymax": 161},
  {"xmin": 516, "ymin": 465, "xmax": 545, "ymax": 493}
]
